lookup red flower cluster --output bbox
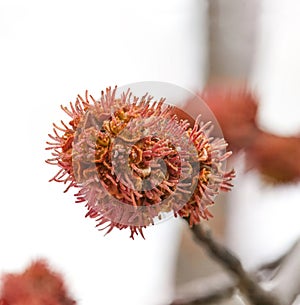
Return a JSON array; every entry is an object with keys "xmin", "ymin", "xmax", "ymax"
[
  {"xmin": 200, "ymin": 85, "xmax": 259, "ymax": 152},
  {"xmin": 246, "ymin": 132, "xmax": 300, "ymax": 183},
  {"xmin": 0, "ymin": 261, "xmax": 76, "ymax": 305},
  {"xmin": 192, "ymin": 84, "xmax": 300, "ymax": 184},
  {"xmin": 46, "ymin": 86, "xmax": 234, "ymax": 238}
]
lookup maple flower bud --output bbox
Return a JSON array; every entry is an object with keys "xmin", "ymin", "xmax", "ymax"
[
  {"xmin": 46, "ymin": 85, "xmax": 234, "ymax": 239},
  {"xmin": 0, "ymin": 260, "xmax": 76, "ymax": 305},
  {"xmin": 200, "ymin": 84, "xmax": 259, "ymax": 152}
]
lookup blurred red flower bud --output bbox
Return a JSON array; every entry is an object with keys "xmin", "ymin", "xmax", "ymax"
[
  {"xmin": 200, "ymin": 84, "xmax": 259, "ymax": 152},
  {"xmin": 246, "ymin": 132, "xmax": 300, "ymax": 184},
  {"xmin": 0, "ymin": 260, "xmax": 76, "ymax": 305},
  {"xmin": 193, "ymin": 83, "xmax": 300, "ymax": 184}
]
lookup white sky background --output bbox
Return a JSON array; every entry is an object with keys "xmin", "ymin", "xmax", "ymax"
[
  {"xmin": 227, "ymin": 0, "xmax": 300, "ymax": 269},
  {"xmin": 0, "ymin": 1, "xmax": 207, "ymax": 305}
]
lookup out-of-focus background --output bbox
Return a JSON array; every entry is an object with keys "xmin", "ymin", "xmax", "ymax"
[{"xmin": 0, "ymin": 0, "xmax": 300, "ymax": 304}]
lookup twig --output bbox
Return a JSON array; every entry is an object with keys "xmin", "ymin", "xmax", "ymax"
[
  {"xmin": 172, "ymin": 273, "xmax": 236, "ymax": 305},
  {"xmin": 255, "ymin": 246, "xmax": 292, "ymax": 283},
  {"xmin": 171, "ymin": 286, "xmax": 235, "ymax": 305},
  {"xmin": 188, "ymin": 223, "xmax": 281, "ymax": 305},
  {"xmin": 265, "ymin": 240, "xmax": 300, "ymax": 305},
  {"xmin": 172, "ymin": 238, "xmax": 300, "ymax": 305}
]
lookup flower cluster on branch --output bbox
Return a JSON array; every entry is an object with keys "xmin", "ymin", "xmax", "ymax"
[{"xmin": 46, "ymin": 86, "xmax": 234, "ymax": 238}]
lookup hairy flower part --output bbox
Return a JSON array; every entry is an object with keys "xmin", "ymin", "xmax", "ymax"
[
  {"xmin": 46, "ymin": 86, "xmax": 234, "ymax": 238},
  {"xmin": 0, "ymin": 260, "xmax": 76, "ymax": 305}
]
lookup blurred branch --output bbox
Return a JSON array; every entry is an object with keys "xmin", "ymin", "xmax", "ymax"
[
  {"xmin": 171, "ymin": 286, "xmax": 235, "ymax": 305},
  {"xmin": 171, "ymin": 273, "xmax": 236, "ymax": 305},
  {"xmin": 264, "ymin": 240, "xmax": 300, "ymax": 305},
  {"xmin": 174, "ymin": 222, "xmax": 280, "ymax": 305},
  {"xmin": 207, "ymin": 0, "xmax": 259, "ymax": 82},
  {"xmin": 189, "ymin": 224, "xmax": 280, "ymax": 305},
  {"xmin": 171, "ymin": 229, "xmax": 300, "ymax": 305}
]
